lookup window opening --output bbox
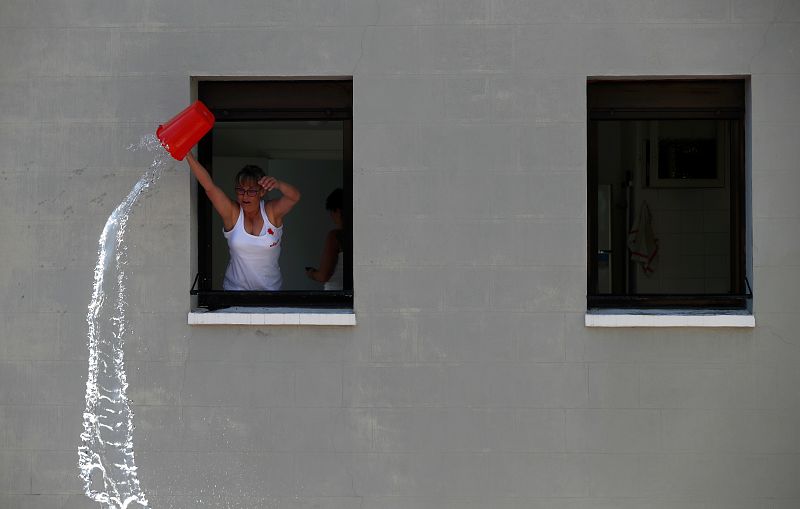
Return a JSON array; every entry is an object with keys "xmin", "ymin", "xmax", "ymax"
[
  {"xmin": 587, "ymin": 79, "xmax": 749, "ymax": 310},
  {"xmin": 192, "ymin": 80, "xmax": 353, "ymax": 310}
]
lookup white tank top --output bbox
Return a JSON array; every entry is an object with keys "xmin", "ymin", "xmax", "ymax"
[
  {"xmin": 222, "ymin": 201, "xmax": 283, "ymax": 291},
  {"xmin": 324, "ymin": 253, "xmax": 344, "ymax": 291}
]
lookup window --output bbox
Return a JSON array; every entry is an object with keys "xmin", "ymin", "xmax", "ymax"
[
  {"xmin": 587, "ymin": 79, "xmax": 750, "ymax": 311},
  {"xmin": 191, "ymin": 79, "xmax": 353, "ymax": 311}
]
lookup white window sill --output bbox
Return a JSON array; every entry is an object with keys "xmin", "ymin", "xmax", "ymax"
[
  {"xmin": 188, "ymin": 307, "xmax": 356, "ymax": 326},
  {"xmin": 585, "ymin": 310, "xmax": 754, "ymax": 328}
]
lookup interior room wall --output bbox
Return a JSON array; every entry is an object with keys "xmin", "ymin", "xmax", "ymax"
[
  {"xmin": 629, "ymin": 122, "xmax": 731, "ymax": 294},
  {"xmin": 266, "ymin": 159, "xmax": 343, "ymax": 291},
  {"xmin": 597, "ymin": 121, "xmax": 731, "ymax": 294}
]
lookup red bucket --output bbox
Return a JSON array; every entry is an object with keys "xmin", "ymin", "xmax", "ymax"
[{"xmin": 156, "ymin": 100, "xmax": 215, "ymax": 161}]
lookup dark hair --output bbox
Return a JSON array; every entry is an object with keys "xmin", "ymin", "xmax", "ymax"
[
  {"xmin": 325, "ymin": 188, "xmax": 343, "ymax": 212},
  {"xmin": 235, "ymin": 165, "xmax": 266, "ymax": 186}
]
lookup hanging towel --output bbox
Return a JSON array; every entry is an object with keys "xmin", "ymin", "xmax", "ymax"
[{"xmin": 627, "ymin": 201, "xmax": 658, "ymax": 275}]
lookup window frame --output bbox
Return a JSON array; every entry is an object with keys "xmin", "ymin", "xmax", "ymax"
[
  {"xmin": 192, "ymin": 79, "xmax": 353, "ymax": 311},
  {"xmin": 586, "ymin": 79, "xmax": 750, "ymax": 311}
]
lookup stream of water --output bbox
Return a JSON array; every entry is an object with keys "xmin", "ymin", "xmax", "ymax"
[{"xmin": 78, "ymin": 134, "xmax": 173, "ymax": 509}]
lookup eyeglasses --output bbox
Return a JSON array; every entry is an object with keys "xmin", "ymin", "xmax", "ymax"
[{"xmin": 235, "ymin": 187, "xmax": 260, "ymax": 197}]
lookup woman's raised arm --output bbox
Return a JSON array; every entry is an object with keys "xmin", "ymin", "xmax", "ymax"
[
  {"xmin": 261, "ymin": 176, "xmax": 301, "ymax": 226},
  {"xmin": 186, "ymin": 153, "xmax": 238, "ymax": 229}
]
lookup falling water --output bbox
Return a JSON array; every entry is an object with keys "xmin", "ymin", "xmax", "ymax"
[{"xmin": 79, "ymin": 134, "xmax": 173, "ymax": 509}]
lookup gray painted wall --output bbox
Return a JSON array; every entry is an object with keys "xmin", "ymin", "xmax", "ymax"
[{"xmin": 2, "ymin": 1, "xmax": 800, "ymax": 508}]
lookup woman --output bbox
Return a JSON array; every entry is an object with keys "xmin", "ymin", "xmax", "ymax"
[
  {"xmin": 306, "ymin": 188, "xmax": 344, "ymax": 291},
  {"xmin": 186, "ymin": 153, "xmax": 300, "ymax": 291}
]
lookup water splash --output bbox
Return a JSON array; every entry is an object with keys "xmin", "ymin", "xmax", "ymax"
[{"xmin": 79, "ymin": 134, "xmax": 173, "ymax": 509}]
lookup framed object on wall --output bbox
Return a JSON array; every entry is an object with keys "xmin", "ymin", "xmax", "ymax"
[{"xmin": 644, "ymin": 120, "xmax": 727, "ymax": 188}]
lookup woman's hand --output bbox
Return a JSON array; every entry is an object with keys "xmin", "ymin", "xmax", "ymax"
[{"xmin": 258, "ymin": 176, "xmax": 280, "ymax": 192}]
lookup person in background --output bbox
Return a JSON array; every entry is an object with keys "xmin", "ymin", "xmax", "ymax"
[
  {"xmin": 306, "ymin": 188, "xmax": 344, "ymax": 291},
  {"xmin": 186, "ymin": 153, "xmax": 300, "ymax": 291}
]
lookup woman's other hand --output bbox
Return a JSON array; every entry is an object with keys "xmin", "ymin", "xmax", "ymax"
[{"xmin": 258, "ymin": 176, "xmax": 279, "ymax": 192}]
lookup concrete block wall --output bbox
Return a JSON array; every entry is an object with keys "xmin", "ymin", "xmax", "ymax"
[{"xmin": 2, "ymin": 0, "xmax": 800, "ymax": 507}]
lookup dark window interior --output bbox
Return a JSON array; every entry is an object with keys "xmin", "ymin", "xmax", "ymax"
[
  {"xmin": 587, "ymin": 80, "xmax": 749, "ymax": 310},
  {"xmin": 193, "ymin": 80, "xmax": 353, "ymax": 310}
]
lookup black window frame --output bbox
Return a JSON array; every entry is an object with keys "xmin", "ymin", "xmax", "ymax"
[
  {"xmin": 191, "ymin": 79, "xmax": 353, "ymax": 310},
  {"xmin": 587, "ymin": 79, "xmax": 751, "ymax": 310}
]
